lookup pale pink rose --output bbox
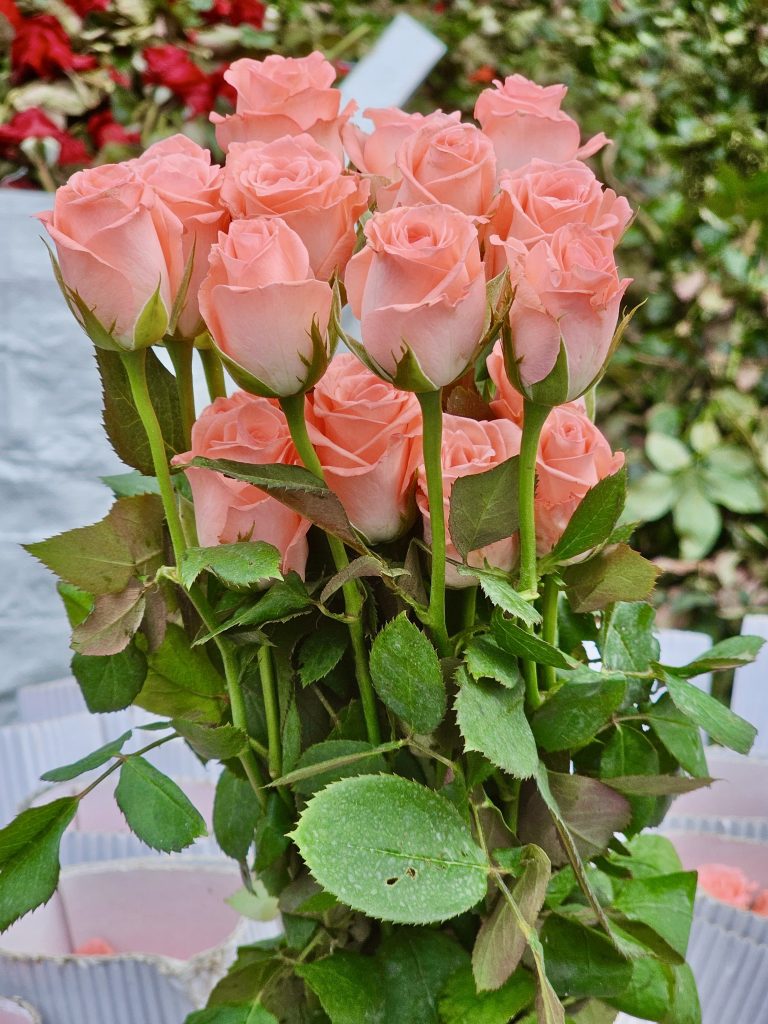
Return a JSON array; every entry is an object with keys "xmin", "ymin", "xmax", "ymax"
[
  {"xmin": 37, "ymin": 162, "xmax": 184, "ymax": 349},
  {"xmin": 534, "ymin": 405, "xmax": 624, "ymax": 553},
  {"xmin": 498, "ymin": 223, "xmax": 631, "ymax": 403},
  {"xmin": 343, "ymin": 107, "xmax": 460, "ymax": 180},
  {"xmin": 486, "ymin": 340, "xmax": 586, "ymax": 425},
  {"xmin": 388, "ymin": 118, "xmax": 497, "ymax": 219},
  {"xmin": 698, "ymin": 864, "xmax": 758, "ymax": 910},
  {"xmin": 475, "ymin": 74, "xmax": 609, "ymax": 173},
  {"xmin": 483, "ymin": 159, "xmax": 632, "ymax": 278},
  {"xmin": 345, "ymin": 204, "xmax": 487, "ymax": 390},
  {"xmin": 752, "ymin": 890, "xmax": 768, "ymax": 916},
  {"xmin": 177, "ymin": 391, "xmax": 310, "ymax": 576},
  {"xmin": 306, "ymin": 354, "xmax": 422, "ymax": 542},
  {"xmin": 198, "ymin": 218, "xmax": 333, "ymax": 397},
  {"xmin": 211, "ymin": 53, "xmax": 355, "ymax": 160},
  {"xmin": 221, "ymin": 134, "xmax": 370, "ymax": 280},
  {"xmin": 416, "ymin": 413, "xmax": 522, "ymax": 587},
  {"xmin": 132, "ymin": 134, "xmax": 229, "ymax": 340}
]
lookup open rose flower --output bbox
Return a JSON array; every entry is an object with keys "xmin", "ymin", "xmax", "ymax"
[
  {"xmin": 306, "ymin": 354, "xmax": 422, "ymax": 542},
  {"xmin": 484, "ymin": 159, "xmax": 632, "ymax": 278},
  {"xmin": 37, "ymin": 162, "xmax": 184, "ymax": 350},
  {"xmin": 142, "ymin": 45, "xmax": 214, "ymax": 116},
  {"xmin": 0, "ymin": 108, "xmax": 90, "ymax": 166},
  {"xmin": 212, "ymin": 53, "xmax": 355, "ymax": 160},
  {"xmin": 221, "ymin": 134, "xmax": 369, "ymax": 281},
  {"xmin": 475, "ymin": 74, "xmax": 609, "ymax": 173},
  {"xmin": 417, "ymin": 414, "xmax": 522, "ymax": 586},
  {"xmin": 697, "ymin": 864, "xmax": 759, "ymax": 910},
  {"xmin": 345, "ymin": 204, "xmax": 486, "ymax": 390},
  {"xmin": 132, "ymin": 135, "xmax": 228, "ymax": 340},
  {"xmin": 534, "ymin": 405, "xmax": 624, "ymax": 553},
  {"xmin": 498, "ymin": 223, "xmax": 631, "ymax": 404},
  {"xmin": 343, "ymin": 108, "xmax": 460, "ymax": 181},
  {"xmin": 11, "ymin": 14, "xmax": 96, "ymax": 81},
  {"xmin": 177, "ymin": 392, "xmax": 310, "ymax": 576},
  {"xmin": 199, "ymin": 218, "xmax": 333, "ymax": 397}
]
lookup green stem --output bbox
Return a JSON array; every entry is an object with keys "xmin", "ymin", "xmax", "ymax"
[
  {"xmin": 199, "ymin": 346, "xmax": 227, "ymax": 402},
  {"xmin": 461, "ymin": 586, "xmax": 478, "ymax": 633},
  {"xmin": 259, "ymin": 645, "xmax": 282, "ymax": 780},
  {"xmin": 416, "ymin": 390, "xmax": 450, "ymax": 657},
  {"xmin": 279, "ymin": 393, "xmax": 381, "ymax": 745},
  {"xmin": 517, "ymin": 399, "xmax": 550, "ymax": 597},
  {"xmin": 77, "ymin": 734, "xmax": 175, "ymax": 800},
  {"xmin": 165, "ymin": 337, "xmax": 195, "ymax": 446},
  {"xmin": 541, "ymin": 575, "xmax": 559, "ymax": 692}
]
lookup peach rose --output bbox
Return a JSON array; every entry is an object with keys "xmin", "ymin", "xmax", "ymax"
[
  {"xmin": 483, "ymin": 159, "xmax": 632, "ymax": 278},
  {"xmin": 387, "ymin": 118, "xmax": 497, "ymax": 219},
  {"xmin": 211, "ymin": 53, "xmax": 355, "ymax": 160},
  {"xmin": 416, "ymin": 413, "xmax": 522, "ymax": 587},
  {"xmin": 345, "ymin": 204, "xmax": 487, "ymax": 390},
  {"xmin": 752, "ymin": 890, "xmax": 768, "ymax": 916},
  {"xmin": 698, "ymin": 864, "xmax": 758, "ymax": 910},
  {"xmin": 37, "ymin": 162, "xmax": 184, "ymax": 350},
  {"xmin": 221, "ymin": 134, "xmax": 370, "ymax": 280},
  {"xmin": 486, "ymin": 340, "xmax": 586, "ymax": 425},
  {"xmin": 475, "ymin": 74, "xmax": 609, "ymax": 173},
  {"xmin": 198, "ymin": 218, "xmax": 333, "ymax": 397},
  {"xmin": 498, "ymin": 223, "xmax": 631, "ymax": 404},
  {"xmin": 343, "ymin": 107, "xmax": 460, "ymax": 180},
  {"xmin": 132, "ymin": 134, "xmax": 229, "ymax": 340},
  {"xmin": 534, "ymin": 405, "xmax": 624, "ymax": 553},
  {"xmin": 306, "ymin": 354, "xmax": 422, "ymax": 542},
  {"xmin": 178, "ymin": 391, "xmax": 310, "ymax": 576}
]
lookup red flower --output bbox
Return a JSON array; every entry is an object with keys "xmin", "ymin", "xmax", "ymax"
[
  {"xmin": 143, "ymin": 45, "xmax": 213, "ymax": 116},
  {"xmin": 469, "ymin": 65, "xmax": 496, "ymax": 84},
  {"xmin": 65, "ymin": 0, "xmax": 109, "ymax": 15},
  {"xmin": 201, "ymin": 0, "xmax": 265, "ymax": 27},
  {"xmin": 208, "ymin": 63, "xmax": 237, "ymax": 108},
  {"xmin": 0, "ymin": 0, "xmax": 22, "ymax": 31},
  {"xmin": 11, "ymin": 15, "xmax": 97, "ymax": 81},
  {"xmin": 0, "ymin": 108, "xmax": 91, "ymax": 165},
  {"xmin": 88, "ymin": 110, "xmax": 140, "ymax": 150}
]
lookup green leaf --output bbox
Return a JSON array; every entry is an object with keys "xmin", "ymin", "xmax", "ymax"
[
  {"xmin": 292, "ymin": 775, "xmax": 488, "ymax": 924},
  {"xmin": 613, "ymin": 872, "xmax": 697, "ymax": 959},
  {"xmin": 173, "ymin": 721, "xmax": 248, "ymax": 761},
  {"xmin": 624, "ymin": 470, "xmax": 679, "ymax": 523},
  {"xmin": 540, "ymin": 916, "xmax": 632, "ymax": 999},
  {"xmin": 673, "ymin": 486, "xmax": 721, "ymax": 560},
  {"xmin": 186, "ymin": 1006, "xmax": 278, "ymax": 1024},
  {"xmin": 0, "ymin": 798, "xmax": 77, "ymax": 931},
  {"xmin": 662, "ymin": 964, "xmax": 701, "ymax": 1024},
  {"xmin": 448, "ymin": 456, "xmax": 520, "ymax": 560},
  {"xmin": 547, "ymin": 468, "xmax": 627, "ymax": 564},
  {"xmin": 287, "ymin": 740, "xmax": 388, "ymax": 797},
  {"xmin": 273, "ymin": 740, "xmax": 402, "ymax": 790},
  {"xmin": 41, "ymin": 730, "xmax": 132, "ymax": 782},
  {"xmin": 297, "ymin": 952, "xmax": 384, "ymax": 1024},
  {"xmin": 180, "ymin": 543, "xmax": 283, "ymax": 590},
  {"xmin": 607, "ymin": 956, "xmax": 674, "ymax": 1021},
  {"xmin": 455, "ymin": 669, "xmax": 538, "ymax": 779},
  {"xmin": 665, "ymin": 671, "xmax": 757, "ymax": 754},
  {"xmin": 599, "ymin": 725, "xmax": 660, "ymax": 833},
  {"xmin": 491, "ymin": 611, "xmax": 575, "ymax": 669},
  {"xmin": 646, "ymin": 433, "xmax": 692, "ymax": 473},
  {"xmin": 439, "ymin": 964, "xmax": 536, "ymax": 1024},
  {"xmin": 137, "ymin": 624, "xmax": 226, "ymax": 723},
  {"xmin": 473, "ymin": 845, "xmax": 550, "ymax": 991},
  {"xmin": 600, "ymin": 602, "xmax": 659, "ymax": 673},
  {"xmin": 532, "ymin": 668, "xmax": 627, "ymax": 752},
  {"xmin": 205, "ymin": 945, "xmax": 283, "ymax": 1007},
  {"xmin": 672, "ymin": 634, "xmax": 765, "ymax": 676},
  {"xmin": 101, "ymin": 470, "xmax": 160, "ymax": 499},
  {"xmin": 379, "ymin": 928, "xmax": 469, "ymax": 1024},
  {"xmin": 608, "ymin": 834, "xmax": 683, "ymax": 881},
  {"xmin": 702, "ymin": 461, "xmax": 765, "ymax": 513},
  {"xmin": 213, "ymin": 769, "xmax": 263, "ymax": 862},
  {"xmin": 602, "ymin": 774, "xmax": 712, "ymax": 796},
  {"xmin": 71, "ymin": 580, "xmax": 147, "ymax": 656},
  {"xmin": 464, "ymin": 638, "xmax": 523, "ymax": 689},
  {"xmin": 203, "ymin": 574, "xmax": 313, "ymax": 641},
  {"xmin": 298, "ymin": 620, "xmax": 349, "ymax": 686},
  {"xmin": 71, "ymin": 642, "xmax": 147, "ymax": 713},
  {"xmin": 647, "ymin": 693, "xmax": 708, "ymax": 777},
  {"xmin": 369, "ymin": 614, "xmax": 446, "ymax": 734},
  {"xmin": 564, "ymin": 544, "xmax": 659, "ymax": 613},
  {"xmin": 115, "ymin": 755, "xmax": 207, "ymax": 852},
  {"xmin": 457, "ymin": 566, "xmax": 540, "ymax": 626},
  {"xmin": 58, "ymin": 582, "xmax": 93, "ymax": 628}
]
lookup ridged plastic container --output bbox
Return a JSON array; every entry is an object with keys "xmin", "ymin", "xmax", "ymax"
[{"xmin": 0, "ymin": 997, "xmax": 41, "ymax": 1024}]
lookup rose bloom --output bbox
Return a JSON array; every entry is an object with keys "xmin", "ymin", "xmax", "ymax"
[
  {"xmin": 221, "ymin": 134, "xmax": 369, "ymax": 281},
  {"xmin": 533, "ymin": 405, "xmax": 624, "ymax": 553},
  {"xmin": 417, "ymin": 414, "xmax": 522, "ymax": 587},
  {"xmin": 143, "ymin": 45, "xmax": 213, "ymax": 116},
  {"xmin": 385, "ymin": 118, "xmax": 497, "ymax": 220},
  {"xmin": 697, "ymin": 864, "xmax": 758, "ymax": 911},
  {"xmin": 483, "ymin": 159, "xmax": 633, "ymax": 278},
  {"xmin": 0, "ymin": 108, "xmax": 90, "ymax": 166},
  {"xmin": 475, "ymin": 74, "xmax": 609, "ymax": 174},
  {"xmin": 37, "ymin": 162, "xmax": 184, "ymax": 350},
  {"xmin": 306, "ymin": 354, "xmax": 422, "ymax": 543},
  {"xmin": 177, "ymin": 392, "xmax": 310, "ymax": 576},
  {"xmin": 199, "ymin": 218, "xmax": 333, "ymax": 397},
  {"xmin": 11, "ymin": 14, "xmax": 96, "ymax": 81},
  {"xmin": 88, "ymin": 110, "xmax": 140, "ymax": 151},
  {"xmin": 132, "ymin": 135, "xmax": 228, "ymax": 340},
  {"xmin": 486, "ymin": 340, "xmax": 586, "ymax": 425},
  {"xmin": 345, "ymin": 204, "xmax": 486, "ymax": 390},
  {"xmin": 212, "ymin": 53, "xmax": 354, "ymax": 160},
  {"xmin": 201, "ymin": 0, "xmax": 265, "ymax": 26},
  {"xmin": 344, "ymin": 108, "xmax": 460, "ymax": 180},
  {"xmin": 498, "ymin": 223, "xmax": 631, "ymax": 403}
]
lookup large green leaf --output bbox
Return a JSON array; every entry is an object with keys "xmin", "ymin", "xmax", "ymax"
[
  {"xmin": 665, "ymin": 671, "xmax": 756, "ymax": 754},
  {"xmin": 613, "ymin": 872, "xmax": 697, "ymax": 959},
  {"xmin": 455, "ymin": 669, "xmax": 538, "ymax": 779},
  {"xmin": 298, "ymin": 952, "xmax": 384, "ymax": 1024},
  {"xmin": 369, "ymin": 614, "xmax": 446, "ymax": 734},
  {"xmin": 379, "ymin": 928, "xmax": 468, "ymax": 1024},
  {"xmin": 606, "ymin": 956, "xmax": 674, "ymax": 1022},
  {"xmin": 546, "ymin": 468, "xmax": 627, "ymax": 564},
  {"xmin": 180, "ymin": 543, "xmax": 283, "ymax": 590},
  {"xmin": 532, "ymin": 668, "xmax": 627, "ymax": 752},
  {"xmin": 292, "ymin": 775, "xmax": 488, "ymax": 924},
  {"xmin": 137, "ymin": 624, "xmax": 226, "ymax": 723},
  {"xmin": 599, "ymin": 603, "xmax": 659, "ymax": 673},
  {"xmin": 72, "ymin": 642, "xmax": 147, "ymax": 712},
  {"xmin": 115, "ymin": 756, "xmax": 207, "ymax": 852},
  {"xmin": 439, "ymin": 965, "xmax": 536, "ymax": 1024},
  {"xmin": 42, "ymin": 730, "xmax": 132, "ymax": 783},
  {"xmin": 448, "ymin": 456, "xmax": 520, "ymax": 560},
  {"xmin": 540, "ymin": 916, "xmax": 632, "ymax": 999},
  {"xmin": 213, "ymin": 769, "xmax": 263, "ymax": 862}
]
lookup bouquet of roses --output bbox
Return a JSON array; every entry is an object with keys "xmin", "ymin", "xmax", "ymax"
[{"xmin": 2, "ymin": 51, "xmax": 762, "ymax": 1024}]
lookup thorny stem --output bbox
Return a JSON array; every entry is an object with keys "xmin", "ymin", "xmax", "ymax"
[{"xmin": 416, "ymin": 389, "xmax": 450, "ymax": 657}]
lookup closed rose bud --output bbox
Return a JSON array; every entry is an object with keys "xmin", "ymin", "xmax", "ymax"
[
  {"xmin": 198, "ymin": 218, "xmax": 334, "ymax": 397},
  {"xmin": 345, "ymin": 204, "xmax": 487, "ymax": 391},
  {"xmin": 475, "ymin": 74, "xmax": 609, "ymax": 173},
  {"xmin": 306, "ymin": 354, "xmax": 422, "ymax": 542}
]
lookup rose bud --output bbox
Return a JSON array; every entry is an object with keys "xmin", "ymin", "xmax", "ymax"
[
  {"xmin": 211, "ymin": 52, "xmax": 355, "ymax": 161},
  {"xmin": 198, "ymin": 218, "xmax": 334, "ymax": 398},
  {"xmin": 37, "ymin": 162, "xmax": 183, "ymax": 350},
  {"xmin": 416, "ymin": 413, "xmax": 522, "ymax": 587},
  {"xmin": 176, "ymin": 391, "xmax": 310, "ymax": 577},
  {"xmin": 497, "ymin": 223, "xmax": 632, "ymax": 405},
  {"xmin": 345, "ymin": 204, "xmax": 487, "ymax": 391},
  {"xmin": 306, "ymin": 354, "xmax": 422, "ymax": 543},
  {"xmin": 221, "ymin": 134, "xmax": 370, "ymax": 281}
]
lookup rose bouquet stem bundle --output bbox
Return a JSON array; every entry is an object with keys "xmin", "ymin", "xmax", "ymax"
[{"xmin": 2, "ymin": 52, "xmax": 764, "ymax": 1024}]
